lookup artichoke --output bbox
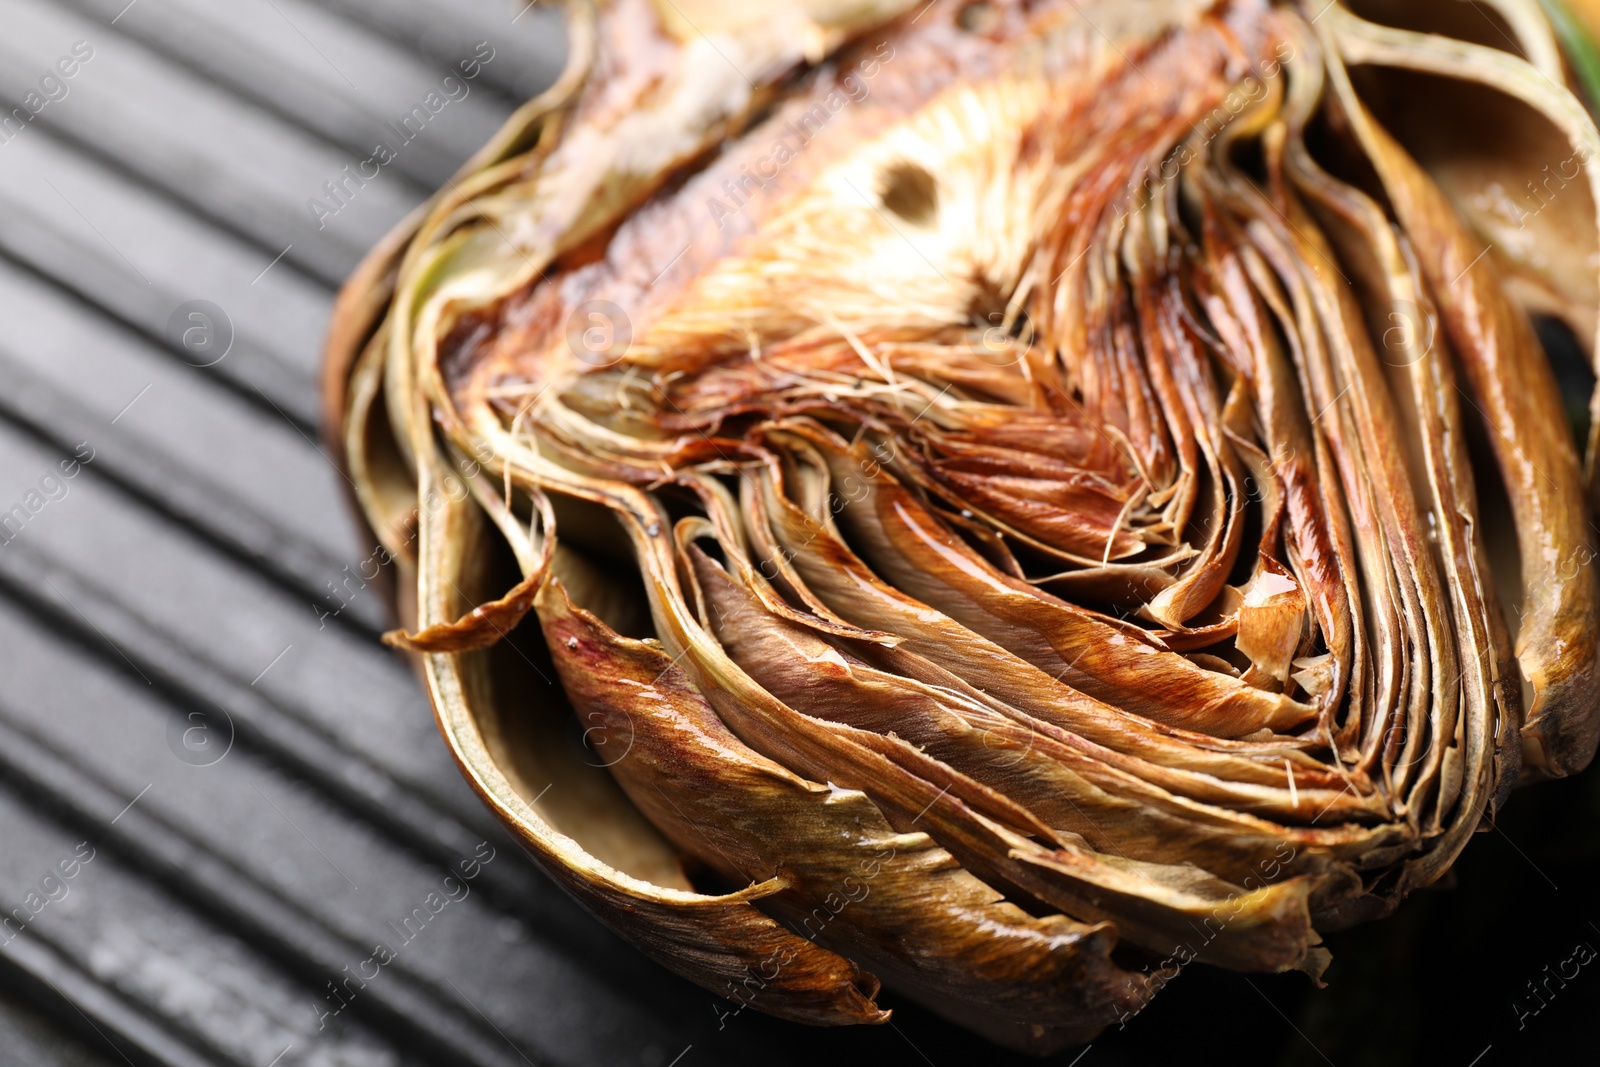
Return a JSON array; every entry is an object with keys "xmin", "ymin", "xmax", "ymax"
[{"xmin": 324, "ymin": 0, "xmax": 1600, "ymax": 1052}]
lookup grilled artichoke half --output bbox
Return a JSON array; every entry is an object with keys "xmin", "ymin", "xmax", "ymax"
[{"xmin": 325, "ymin": 0, "xmax": 1600, "ymax": 1052}]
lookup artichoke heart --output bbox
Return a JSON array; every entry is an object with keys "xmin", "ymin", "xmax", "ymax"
[{"xmin": 325, "ymin": 0, "xmax": 1600, "ymax": 1052}]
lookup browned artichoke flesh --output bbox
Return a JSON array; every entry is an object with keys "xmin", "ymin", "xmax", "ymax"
[{"xmin": 325, "ymin": 0, "xmax": 1600, "ymax": 1053}]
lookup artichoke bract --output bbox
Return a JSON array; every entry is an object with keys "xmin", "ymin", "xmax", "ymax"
[{"xmin": 325, "ymin": 0, "xmax": 1600, "ymax": 1052}]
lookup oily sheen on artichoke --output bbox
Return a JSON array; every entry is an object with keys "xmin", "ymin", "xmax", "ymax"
[{"xmin": 324, "ymin": 0, "xmax": 1600, "ymax": 1052}]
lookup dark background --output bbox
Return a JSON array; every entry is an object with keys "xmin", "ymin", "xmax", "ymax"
[{"xmin": 0, "ymin": 1, "xmax": 1594, "ymax": 1064}]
